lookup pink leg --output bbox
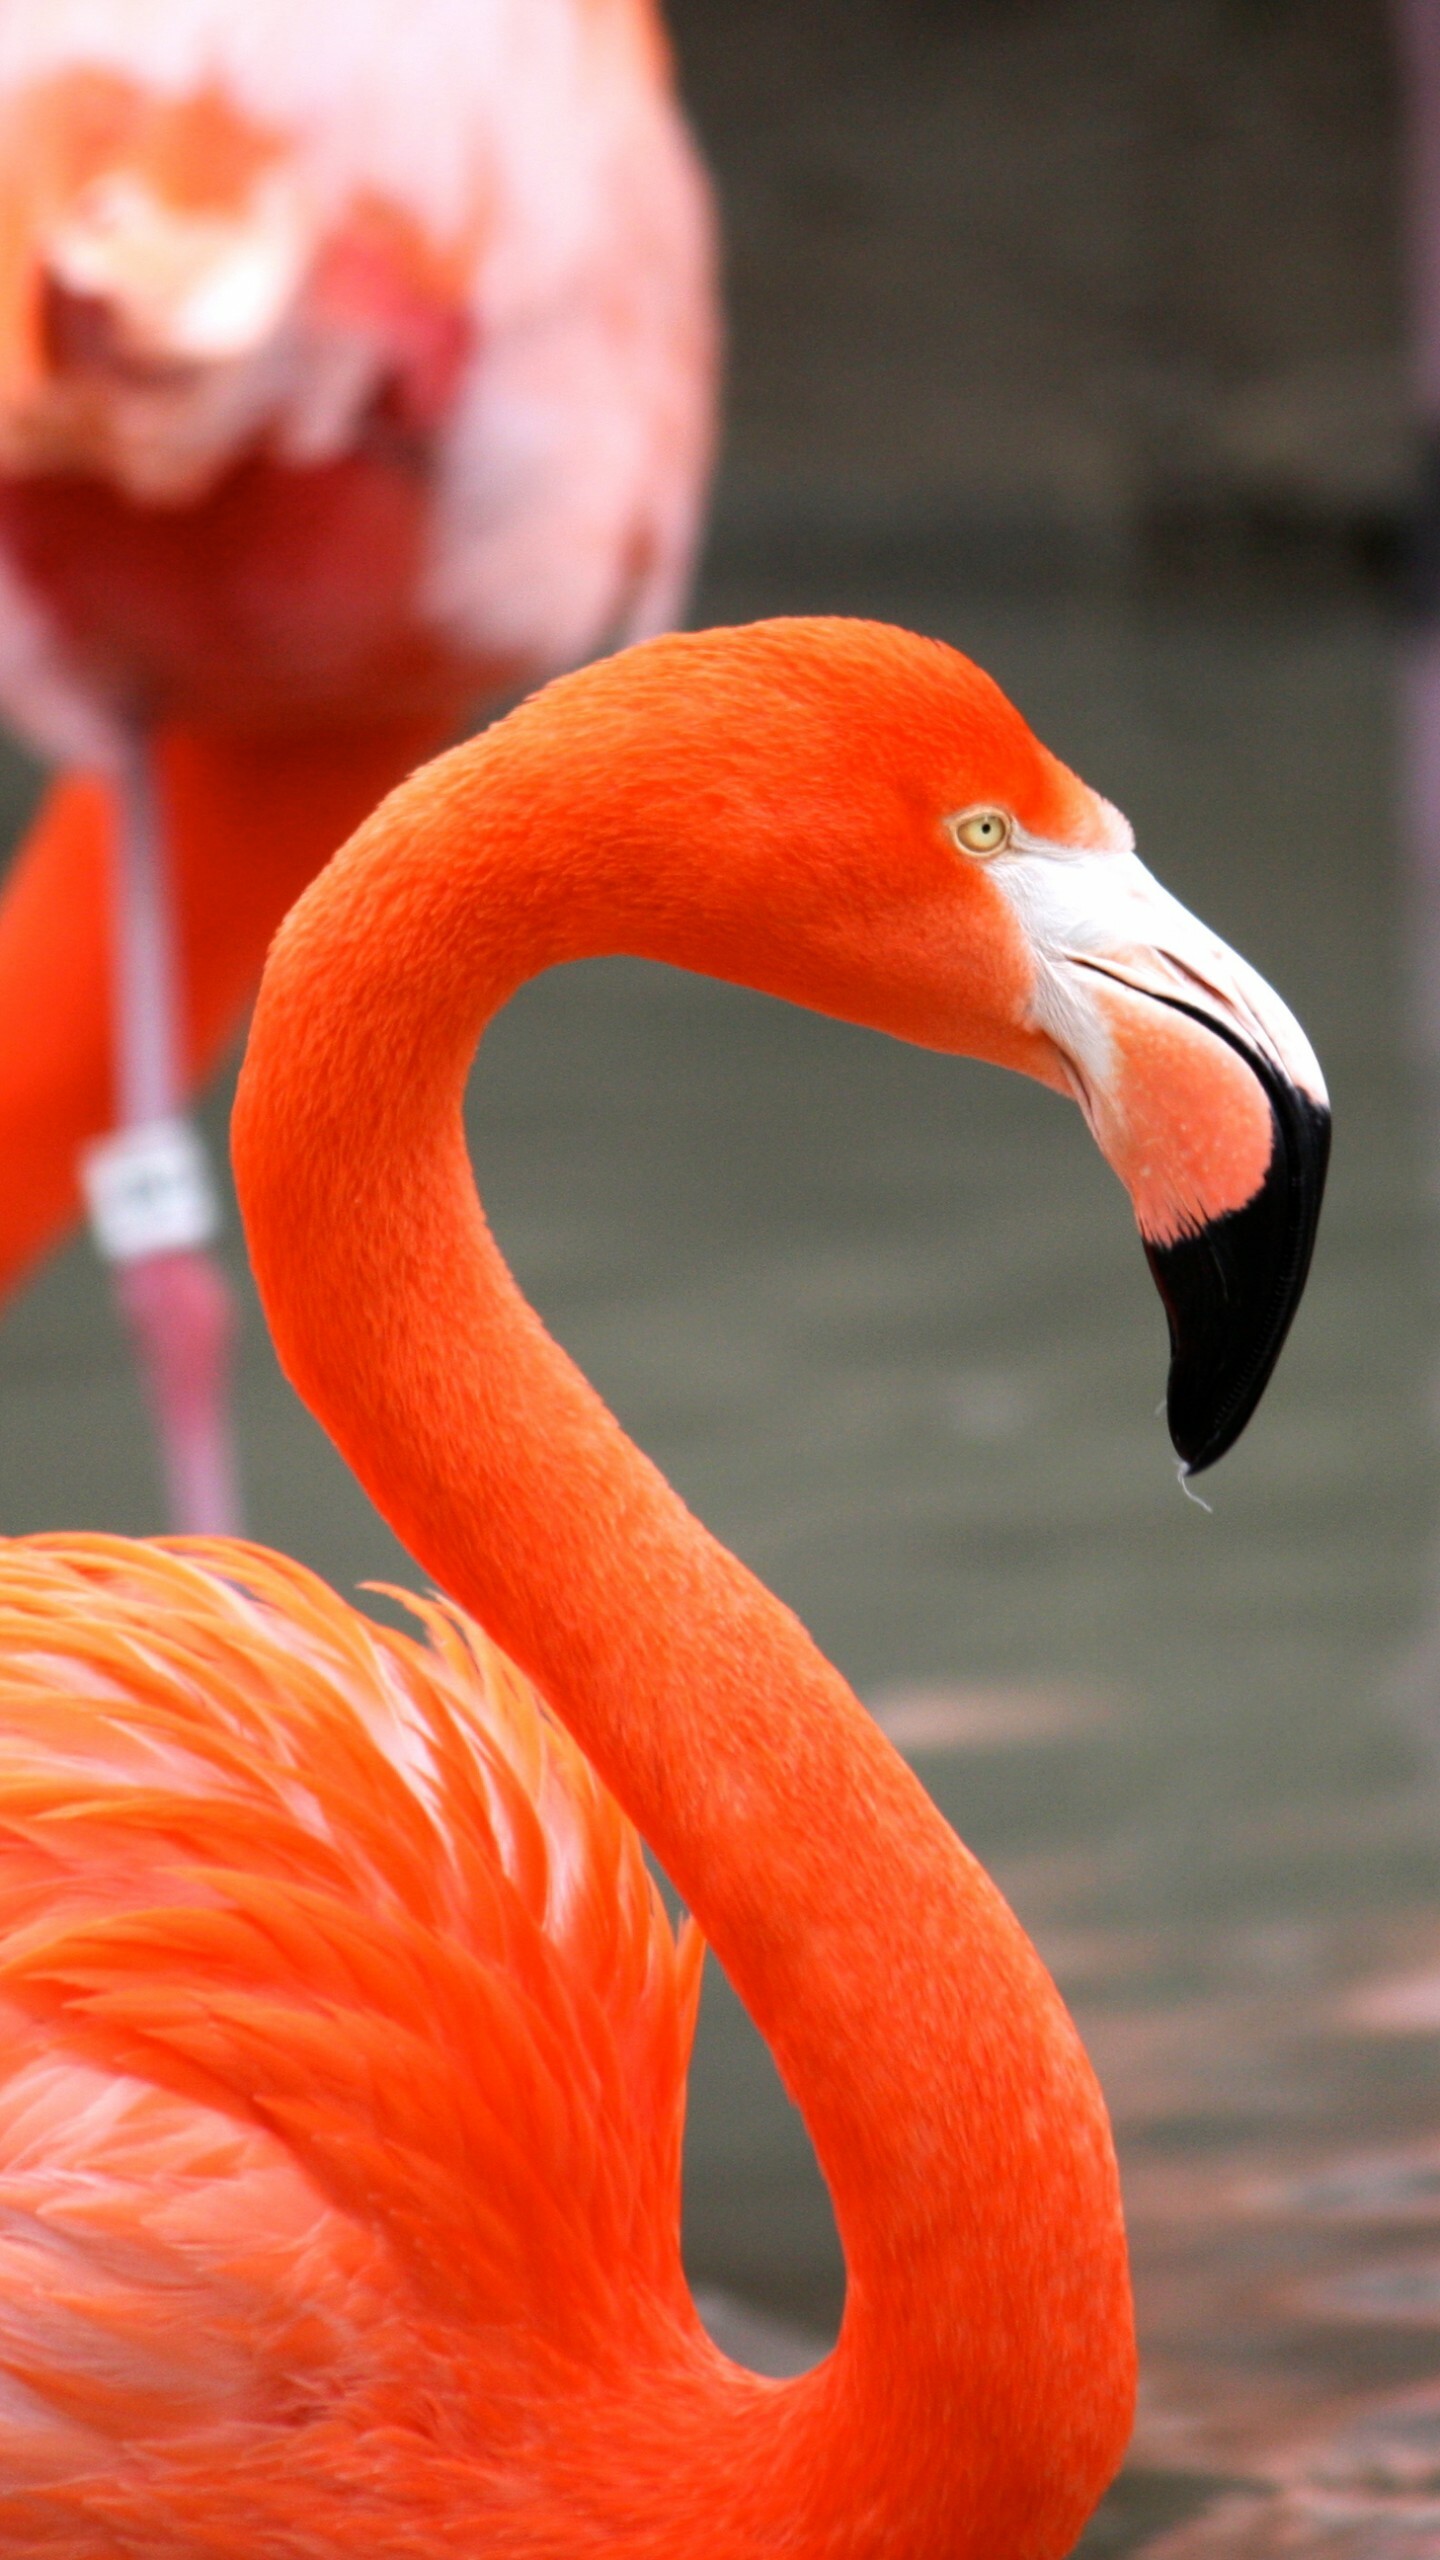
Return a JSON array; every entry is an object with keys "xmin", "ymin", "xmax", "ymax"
[
  {"xmin": 114, "ymin": 1248, "xmax": 239, "ymax": 1535},
  {"xmin": 83, "ymin": 734, "xmax": 242, "ymax": 1535}
]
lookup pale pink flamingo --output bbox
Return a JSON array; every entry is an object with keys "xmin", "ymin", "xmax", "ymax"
[{"xmin": 0, "ymin": 0, "xmax": 716, "ymax": 1530}]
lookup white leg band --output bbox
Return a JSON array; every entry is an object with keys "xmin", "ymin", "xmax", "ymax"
[{"xmin": 80, "ymin": 1117, "xmax": 220, "ymax": 1264}]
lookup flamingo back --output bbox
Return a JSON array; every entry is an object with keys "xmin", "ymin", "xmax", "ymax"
[{"xmin": 0, "ymin": 1534, "xmax": 705, "ymax": 2548}]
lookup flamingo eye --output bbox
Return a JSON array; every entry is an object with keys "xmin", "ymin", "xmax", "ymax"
[{"xmin": 950, "ymin": 808, "xmax": 1012, "ymax": 857}]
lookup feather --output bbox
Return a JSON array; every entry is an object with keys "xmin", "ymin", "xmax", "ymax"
[{"xmin": 0, "ymin": 1534, "xmax": 705, "ymax": 2542}]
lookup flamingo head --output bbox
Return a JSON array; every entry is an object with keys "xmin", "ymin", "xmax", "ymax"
[
  {"xmin": 931, "ymin": 756, "xmax": 1330, "ymax": 1477},
  {"xmin": 567, "ymin": 619, "xmax": 1329, "ymax": 1474}
]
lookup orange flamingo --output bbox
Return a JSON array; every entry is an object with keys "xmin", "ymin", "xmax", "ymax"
[
  {"xmin": 0, "ymin": 0, "xmax": 716, "ymax": 1530},
  {"xmin": 0, "ymin": 620, "xmax": 1327, "ymax": 2552}
]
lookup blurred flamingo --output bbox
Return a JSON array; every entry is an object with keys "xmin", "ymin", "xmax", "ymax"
[
  {"xmin": 0, "ymin": 615, "xmax": 1328, "ymax": 2551},
  {"xmin": 0, "ymin": 0, "xmax": 716, "ymax": 1530}
]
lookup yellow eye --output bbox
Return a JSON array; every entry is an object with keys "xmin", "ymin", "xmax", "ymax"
[{"xmin": 950, "ymin": 808, "xmax": 1012, "ymax": 857}]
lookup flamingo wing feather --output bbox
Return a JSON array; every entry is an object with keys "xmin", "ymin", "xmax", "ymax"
[{"xmin": 0, "ymin": 1534, "xmax": 704, "ymax": 2548}]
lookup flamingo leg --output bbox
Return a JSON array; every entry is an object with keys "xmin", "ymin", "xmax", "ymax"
[
  {"xmin": 0, "ymin": 710, "xmax": 463, "ymax": 1523},
  {"xmin": 82, "ymin": 732, "xmax": 242, "ymax": 1535}
]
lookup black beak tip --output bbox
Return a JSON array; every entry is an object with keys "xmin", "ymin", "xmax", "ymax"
[{"xmin": 1143, "ymin": 1082, "xmax": 1331, "ymax": 1477}]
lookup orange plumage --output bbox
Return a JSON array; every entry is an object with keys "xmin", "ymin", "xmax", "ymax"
[{"xmin": 0, "ymin": 1535, "xmax": 708, "ymax": 2548}]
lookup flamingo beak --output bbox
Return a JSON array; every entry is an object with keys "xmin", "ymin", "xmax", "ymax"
[
  {"xmin": 1025, "ymin": 859, "xmax": 1330, "ymax": 1474},
  {"xmin": 1129, "ymin": 988, "xmax": 1329, "ymax": 1474}
]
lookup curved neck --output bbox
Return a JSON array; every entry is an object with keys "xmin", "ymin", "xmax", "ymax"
[{"xmin": 234, "ymin": 697, "xmax": 1133, "ymax": 2551}]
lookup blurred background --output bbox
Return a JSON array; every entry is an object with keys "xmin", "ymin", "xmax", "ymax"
[{"xmin": 2, "ymin": 4, "xmax": 1438, "ymax": 2551}]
